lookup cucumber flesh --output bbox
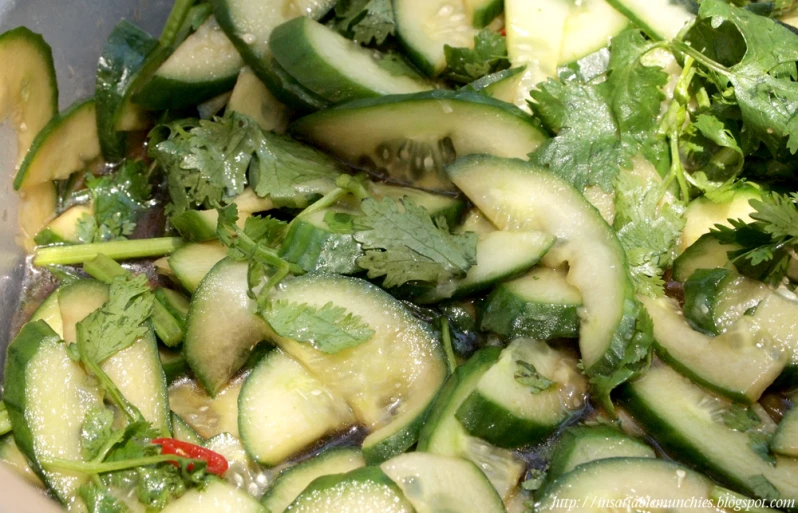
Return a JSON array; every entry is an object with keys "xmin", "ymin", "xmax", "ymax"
[
  {"xmin": 368, "ymin": 182, "xmax": 467, "ymax": 228},
  {"xmin": 170, "ymin": 188, "xmax": 275, "ymax": 242},
  {"xmin": 202, "ymin": 433, "xmax": 268, "ymax": 496},
  {"xmin": 14, "ymin": 99, "xmax": 101, "ymax": 191},
  {"xmin": 448, "ymin": 155, "xmax": 635, "ymax": 374},
  {"xmin": 480, "ymin": 266, "xmax": 583, "ymax": 340},
  {"xmin": 546, "ymin": 425, "xmax": 655, "ymax": 483},
  {"xmin": 772, "ymin": 406, "xmax": 798, "ymax": 458},
  {"xmin": 228, "ymin": 67, "xmax": 289, "ymax": 132},
  {"xmin": 3, "ymin": 321, "xmax": 104, "ymax": 504},
  {"xmin": 620, "ymin": 363, "xmax": 798, "ymax": 501},
  {"xmin": 455, "ymin": 339, "xmax": 588, "ymax": 448},
  {"xmin": 291, "ymin": 91, "xmax": 546, "ymax": 192},
  {"xmin": 559, "ymin": 0, "xmax": 629, "ymax": 65},
  {"xmin": 184, "ymin": 258, "xmax": 270, "ymax": 396},
  {"xmin": 0, "ymin": 27, "xmax": 58, "ymax": 165},
  {"xmin": 30, "ymin": 291, "xmax": 64, "ymax": 339},
  {"xmin": 159, "ymin": 480, "xmax": 265, "ymax": 513},
  {"xmin": 262, "ymin": 447, "xmax": 365, "ymax": 513},
  {"xmin": 680, "ymin": 187, "xmax": 761, "ymax": 252},
  {"xmin": 606, "ymin": 0, "xmax": 696, "ymax": 41},
  {"xmin": 171, "ymin": 412, "xmax": 203, "ymax": 444},
  {"xmin": 279, "ymin": 208, "xmax": 363, "ymax": 275},
  {"xmin": 34, "ymin": 204, "xmax": 93, "ymax": 246},
  {"xmin": 239, "ymin": 349, "xmax": 355, "ymax": 466},
  {"xmin": 467, "ymin": 0, "xmax": 504, "ymax": 28},
  {"xmin": 168, "ymin": 241, "xmax": 229, "ymax": 293},
  {"xmin": 0, "ymin": 435, "xmax": 44, "ymax": 488},
  {"xmin": 754, "ymin": 292, "xmax": 798, "ymax": 387},
  {"xmin": 18, "ymin": 182, "xmax": 59, "ymax": 253},
  {"xmin": 380, "ymin": 452, "xmax": 505, "ymax": 513},
  {"xmin": 672, "ymin": 233, "xmax": 738, "ymax": 282},
  {"xmin": 168, "ymin": 374, "xmax": 245, "ymax": 439}
]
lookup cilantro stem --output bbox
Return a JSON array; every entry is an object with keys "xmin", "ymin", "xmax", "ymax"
[
  {"xmin": 83, "ymin": 356, "xmax": 144, "ymax": 424},
  {"xmin": 669, "ymin": 131, "xmax": 691, "ymax": 202},
  {"xmin": 40, "ymin": 454, "xmax": 200, "ymax": 474},
  {"xmin": 440, "ymin": 317, "xmax": 457, "ymax": 374},
  {"xmin": 90, "ymin": 427, "xmax": 129, "ymax": 464},
  {"xmin": 34, "ymin": 238, "xmax": 184, "ymax": 266},
  {"xmin": 670, "ymin": 41, "xmax": 730, "ymax": 77}
]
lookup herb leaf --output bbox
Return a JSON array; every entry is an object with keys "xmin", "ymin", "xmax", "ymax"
[
  {"xmin": 333, "ymin": 0, "xmax": 396, "ymax": 45},
  {"xmin": 262, "ymin": 300, "xmax": 375, "ymax": 353},
  {"xmin": 514, "ymin": 360, "xmax": 555, "ymax": 394},
  {"xmin": 750, "ymin": 475, "xmax": 781, "ymax": 501},
  {"xmin": 443, "ymin": 29, "xmax": 510, "ymax": 84},
  {"xmin": 723, "ymin": 404, "xmax": 761, "ymax": 431}
]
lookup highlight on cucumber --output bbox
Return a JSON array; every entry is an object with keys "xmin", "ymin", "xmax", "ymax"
[{"xmin": 1, "ymin": 0, "xmax": 798, "ymax": 511}]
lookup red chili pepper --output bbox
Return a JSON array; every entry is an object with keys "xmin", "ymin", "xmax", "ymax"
[
  {"xmin": 500, "ymin": 28, "xmax": 506, "ymax": 37},
  {"xmin": 152, "ymin": 438, "xmax": 229, "ymax": 476}
]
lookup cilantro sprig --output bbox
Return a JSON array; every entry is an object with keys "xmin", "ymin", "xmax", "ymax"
[{"xmin": 443, "ymin": 29, "xmax": 510, "ymax": 84}]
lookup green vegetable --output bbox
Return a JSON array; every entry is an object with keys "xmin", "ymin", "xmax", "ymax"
[
  {"xmin": 353, "ymin": 197, "xmax": 478, "ymax": 288},
  {"xmin": 33, "ymin": 237, "xmax": 183, "ymax": 266},
  {"xmin": 332, "ymin": 0, "xmax": 396, "ymax": 45},
  {"xmin": 722, "ymin": 404, "xmax": 761, "ymax": 432},
  {"xmin": 513, "ymin": 360, "xmax": 555, "ymax": 394},
  {"xmin": 443, "ymin": 29, "xmax": 510, "ymax": 84}
]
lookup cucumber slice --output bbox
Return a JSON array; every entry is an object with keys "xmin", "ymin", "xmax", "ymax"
[
  {"xmin": 291, "ymin": 91, "xmax": 546, "ymax": 192},
  {"xmin": 160, "ymin": 347, "xmax": 189, "ymax": 383},
  {"xmin": 14, "ymin": 99, "xmax": 101, "ymax": 191},
  {"xmin": 57, "ymin": 279, "xmax": 108, "ymax": 345},
  {"xmin": 168, "ymin": 241, "xmax": 229, "ymax": 293},
  {"xmin": 239, "ymin": 349, "xmax": 355, "ymax": 466},
  {"xmin": 184, "ymin": 258, "xmax": 270, "ymax": 396},
  {"xmin": 0, "ymin": 434, "xmax": 44, "ymax": 488},
  {"xmin": 170, "ymin": 188, "xmax": 275, "ymax": 242},
  {"xmin": 418, "ymin": 348, "xmax": 526, "ymax": 501},
  {"xmin": 546, "ymin": 425, "xmax": 655, "ymax": 482},
  {"xmin": 133, "ymin": 17, "xmax": 243, "ymax": 110},
  {"xmin": 96, "ymin": 20, "xmax": 160, "ymax": 161},
  {"xmin": 381, "ymin": 452, "xmax": 505, "ymax": 513},
  {"xmin": 369, "ymin": 182, "xmax": 467, "ymax": 227},
  {"xmin": 203, "ymin": 433, "xmax": 268, "ymax": 495},
  {"xmin": 33, "ymin": 204, "xmax": 93, "ymax": 246},
  {"xmin": 455, "ymin": 339, "xmax": 587, "ymax": 448},
  {"xmin": 672, "ymin": 233, "xmax": 738, "ymax": 282},
  {"xmin": 773, "ymin": 407, "xmax": 798, "ymax": 458},
  {"xmin": 279, "ymin": 208, "xmax": 363, "ymax": 275},
  {"xmin": 620, "ymin": 363, "xmax": 798, "ymax": 501},
  {"xmin": 680, "ymin": 187, "xmax": 761, "ymax": 252},
  {"xmin": 168, "ymin": 374, "xmax": 245, "ymax": 439},
  {"xmin": 19, "ymin": 182, "xmax": 58, "ymax": 253},
  {"xmin": 467, "ymin": 0, "xmax": 504, "ymax": 28},
  {"xmin": 155, "ymin": 288, "xmax": 190, "ymax": 329},
  {"xmin": 228, "ymin": 67, "xmax": 289, "ymax": 132},
  {"xmin": 559, "ymin": 0, "xmax": 629, "ymax": 65},
  {"xmin": 394, "ymin": 0, "xmax": 475, "ymax": 77},
  {"xmin": 704, "ymin": 273, "xmax": 769, "ymax": 334},
  {"xmin": 3, "ymin": 321, "xmax": 104, "ymax": 503},
  {"xmin": 754, "ymin": 293, "xmax": 798, "ymax": 388},
  {"xmin": 480, "ymin": 266, "xmax": 583, "ymax": 340},
  {"xmin": 30, "ymin": 291, "xmax": 64, "ymax": 339},
  {"xmin": 606, "ymin": 0, "xmax": 696, "ymax": 41},
  {"xmin": 682, "ymin": 268, "xmax": 733, "ymax": 335},
  {"xmin": 537, "ymin": 458, "xmax": 720, "ymax": 513},
  {"xmin": 0, "ymin": 27, "xmax": 58, "ymax": 163},
  {"xmin": 270, "ymin": 17, "xmax": 430, "ymax": 103},
  {"xmin": 448, "ymin": 155, "xmax": 635, "ymax": 374},
  {"xmin": 287, "ymin": 466, "xmax": 415, "ymax": 513},
  {"xmin": 262, "ymin": 447, "xmax": 365, "ymax": 513},
  {"xmin": 159, "ymin": 480, "xmax": 265, "ymax": 513},
  {"xmin": 171, "ymin": 412, "xmax": 203, "ymax": 444},
  {"xmin": 419, "ymin": 230, "xmax": 556, "ymax": 303},
  {"xmin": 642, "ymin": 295, "xmax": 784, "ymax": 402},
  {"xmin": 465, "ymin": 67, "xmax": 526, "ymax": 105},
  {"xmin": 267, "ymin": 274, "xmax": 448, "ymax": 463}
]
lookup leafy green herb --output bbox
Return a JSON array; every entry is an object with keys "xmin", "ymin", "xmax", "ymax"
[
  {"xmin": 514, "ymin": 360, "xmax": 555, "ymax": 394},
  {"xmin": 710, "ymin": 191, "xmax": 798, "ymax": 285},
  {"xmin": 78, "ymin": 483, "xmax": 130, "ymax": 513},
  {"xmin": 333, "ymin": 0, "xmax": 396, "ymax": 45},
  {"xmin": 748, "ymin": 430, "xmax": 776, "ymax": 465},
  {"xmin": 722, "ymin": 404, "xmax": 761, "ymax": 431},
  {"xmin": 262, "ymin": 300, "xmax": 375, "ymax": 354},
  {"xmin": 324, "ymin": 211, "xmax": 355, "ymax": 234},
  {"xmin": 353, "ymin": 197, "xmax": 478, "ymax": 288},
  {"xmin": 443, "ymin": 29, "xmax": 510, "ymax": 84},
  {"xmin": 750, "ymin": 475, "xmax": 781, "ymax": 501},
  {"xmin": 81, "ymin": 406, "xmax": 116, "ymax": 461}
]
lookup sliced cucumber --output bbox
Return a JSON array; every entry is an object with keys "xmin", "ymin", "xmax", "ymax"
[
  {"xmin": 394, "ymin": 0, "xmax": 475, "ymax": 77},
  {"xmin": 159, "ymin": 480, "xmax": 265, "ymax": 513},
  {"xmin": 96, "ymin": 20, "xmax": 160, "ymax": 161},
  {"xmin": 679, "ymin": 186, "xmax": 761, "ymax": 252},
  {"xmin": 419, "ymin": 230, "xmax": 556, "ymax": 303},
  {"xmin": 184, "ymin": 258, "xmax": 270, "ymax": 396},
  {"xmin": 672, "ymin": 233, "xmax": 738, "ymax": 282},
  {"xmin": 480, "ymin": 267, "xmax": 582, "ymax": 340},
  {"xmin": 620, "ymin": 363, "xmax": 798, "ymax": 501},
  {"xmin": 14, "ymin": 99, "xmax": 100, "ymax": 191},
  {"xmin": 155, "ymin": 288, "xmax": 190, "ymax": 329},
  {"xmin": 262, "ymin": 447, "xmax": 365, "ymax": 513},
  {"xmin": 537, "ymin": 458, "xmax": 720, "ymax": 513},
  {"xmin": 271, "ymin": 17, "xmax": 429, "ymax": 103},
  {"xmin": 133, "ymin": 17, "xmax": 243, "ymax": 110},
  {"xmin": 559, "ymin": 0, "xmax": 629, "ymax": 65},
  {"xmin": 0, "ymin": 434, "xmax": 44, "ymax": 488},
  {"xmin": 168, "ymin": 374, "xmax": 245, "ymax": 439},
  {"xmin": 465, "ymin": 67, "xmax": 526, "ymax": 105},
  {"xmin": 701, "ymin": 272, "xmax": 769, "ymax": 334},
  {"xmin": 641, "ymin": 295, "xmax": 784, "ymax": 402},
  {"xmin": 171, "ymin": 412, "xmax": 203, "ymax": 444},
  {"xmin": 279, "ymin": 208, "xmax": 362, "ymax": 275},
  {"xmin": 34, "ymin": 204, "xmax": 93, "ymax": 246},
  {"xmin": 418, "ymin": 348, "xmax": 526, "ymax": 501},
  {"xmin": 30, "ymin": 290, "xmax": 64, "ymax": 339},
  {"xmin": 773, "ymin": 406, "xmax": 798, "ymax": 458},
  {"xmin": 448, "ymin": 155, "xmax": 635, "ymax": 374},
  {"xmin": 456, "ymin": 339, "xmax": 587, "ymax": 448},
  {"xmin": 203, "ymin": 433, "xmax": 268, "ymax": 495},
  {"xmin": 682, "ymin": 268, "xmax": 733, "ymax": 335},
  {"xmin": 160, "ymin": 347, "xmax": 189, "ymax": 383},
  {"xmin": 228, "ymin": 67, "xmax": 289, "ymax": 132},
  {"xmin": 0, "ymin": 27, "xmax": 58, "ymax": 163},
  {"xmin": 171, "ymin": 189, "xmax": 275, "ymax": 242},
  {"xmin": 286, "ymin": 466, "xmax": 415, "ymax": 513},
  {"xmin": 369, "ymin": 181, "xmax": 467, "ymax": 227},
  {"xmin": 546, "ymin": 425, "xmax": 655, "ymax": 482},
  {"xmin": 291, "ymin": 91, "xmax": 546, "ymax": 192},
  {"xmin": 18, "ymin": 182, "xmax": 58, "ymax": 253},
  {"xmin": 606, "ymin": 0, "xmax": 696, "ymax": 41},
  {"xmin": 168, "ymin": 241, "xmax": 229, "ymax": 293},
  {"xmin": 381, "ymin": 452, "xmax": 505, "ymax": 513},
  {"xmin": 754, "ymin": 292, "xmax": 798, "ymax": 388},
  {"xmin": 267, "ymin": 274, "xmax": 448, "ymax": 463},
  {"xmin": 467, "ymin": 0, "xmax": 504, "ymax": 28},
  {"xmin": 239, "ymin": 349, "xmax": 355, "ymax": 466},
  {"xmin": 3, "ymin": 321, "xmax": 104, "ymax": 503},
  {"xmin": 57, "ymin": 279, "xmax": 108, "ymax": 345}
]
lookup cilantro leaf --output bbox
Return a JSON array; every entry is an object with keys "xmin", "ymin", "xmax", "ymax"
[
  {"xmin": 333, "ymin": 0, "xmax": 396, "ymax": 45},
  {"xmin": 750, "ymin": 475, "xmax": 781, "ymax": 501},
  {"xmin": 748, "ymin": 430, "xmax": 777, "ymax": 465},
  {"xmin": 443, "ymin": 29, "xmax": 510, "ymax": 84},
  {"xmin": 77, "ymin": 275, "xmax": 154, "ymax": 365},
  {"xmin": 514, "ymin": 360, "xmax": 555, "ymax": 394},
  {"xmin": 79, "ymin": 483, "xmax": 130, "ymax": 513},
  {"xmin": 85, "ymin": 160, "xmax": 154, "ymax": 242},
  {"xmin": 81, "ymin": 406, "xmax": 116, "ymax": 461},
  {"xmin": 262, "ymin": 300, "xmax": 375, "ymax": 353},
  {"xmin": 723, "ymin": 404, "xmax": 761, "ymax": 431},
  {"xmin": 352, "ymin": 197, "xmax": 478, "ymax": 288}
]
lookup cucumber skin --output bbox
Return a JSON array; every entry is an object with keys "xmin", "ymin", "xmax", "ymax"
[
  {"xmin": 279, "ymin": 217, "xmax": 362, "ymax": 275},
  {"xmin": 672, "ymin": 233, "xmax": 736, "ymax": 283},
  {"xmin": 681, "ymin": 268, "xmax": 731, "ymax": 336},
  {"xmin": 291, "ymin": 466, "xmax": 412, "ymax": 509},
  {"xmin": 3, "ymin": 322, "xmax": 66, "ymax": 495},
  {"xmin": 455, "ymin": 390, "xmax": 559, "ymax": 448},
  {"xmin": 480, "ymin": 291, "xmax": 580, "ymax": 340},
  {"xmin": 362, "ymin": 413, "xmax": 428, "ymax": 464},
  {"xmin": 133, "ymin": 72, "xmax": 238, "ymax": 110},
  {"xmin": 471, "ymin": 0, "xmax": 504, "ymax": 28},
  {"xmin": 96, "ymin": 20, "xmax": 160, "ymax": 161}
]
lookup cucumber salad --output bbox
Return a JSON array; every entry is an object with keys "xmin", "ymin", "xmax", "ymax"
[{"xmin": 2, "ymin": 0, "xmax": 798, "ymax": 511}]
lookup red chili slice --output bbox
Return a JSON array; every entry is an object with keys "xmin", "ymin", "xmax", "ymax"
[{"xmin": 152, "ymin": 438, "xmax": 229, "ymax": 476}]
